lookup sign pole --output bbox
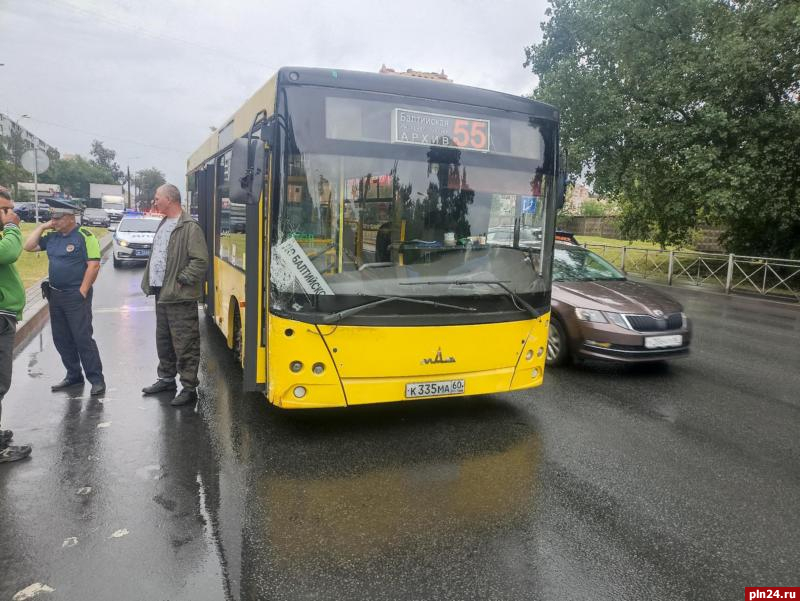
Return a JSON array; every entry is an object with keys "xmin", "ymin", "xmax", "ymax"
[{"xmin": 33, "ymin": 147, "xmax": 39, "ymax": 223}]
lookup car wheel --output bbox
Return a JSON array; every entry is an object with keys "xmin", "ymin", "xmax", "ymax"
[{"xmin": 546, "ymin": 316, "xmax": 570, "ymax": 367}]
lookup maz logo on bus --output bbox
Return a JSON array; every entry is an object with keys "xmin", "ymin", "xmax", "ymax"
[
  {"xmin": 421, "ymin": 348, "xmax": 456, "ymax": 365},
  {"xmin": 393, "ymin": 109, "xmax": 490, "ymax": 152}
]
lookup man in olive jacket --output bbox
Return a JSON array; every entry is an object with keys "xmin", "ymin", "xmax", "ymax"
[{"xmin": 141, "ymin": 184, "xmax": 208, "ymax": 406}]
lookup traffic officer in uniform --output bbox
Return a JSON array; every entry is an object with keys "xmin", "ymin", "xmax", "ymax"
[{"xmin": 23, "ymin": 198, "xmax": 106, "ymax": 396}]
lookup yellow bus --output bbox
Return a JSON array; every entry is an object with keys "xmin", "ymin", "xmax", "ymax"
[{"xmin": 187, "ymin": 68, "xmax": 564, "ymax": 408}]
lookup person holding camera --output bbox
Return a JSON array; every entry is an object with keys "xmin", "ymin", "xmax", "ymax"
[{"xmin": 0, "ymin": 187, "xmax": 32, "ymax": 464}]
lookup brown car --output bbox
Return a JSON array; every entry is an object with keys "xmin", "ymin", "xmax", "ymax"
[{"xmin": 547, "ymin": 243, "xmax": 691, "ymax": 365}]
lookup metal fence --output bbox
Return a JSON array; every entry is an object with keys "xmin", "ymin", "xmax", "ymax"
[{"xmin": 583, "ymin": 244, "xmax": 800, "ymax": 302}]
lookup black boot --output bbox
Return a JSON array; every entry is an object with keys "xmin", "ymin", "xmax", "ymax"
[
  {"xmin": 170, "ymin": 388, "xmax": 197, "ymax": 407},
  {"xmin": 142, "ymin": 379, "xmax": 177, "ymax": 395},
  {"xmin": 0, "ymin": 443, "xmax": 32, "ymax": 463},
  {"xmin": 51, "ymin": 378, "xmax": 84, "ymax": 391}
]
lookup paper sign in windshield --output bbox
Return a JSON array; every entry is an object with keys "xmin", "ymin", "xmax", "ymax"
[
  {"xmin": 273, "ymin": 237, "xmax": 334, "ymax": 296},
  {"xmin": 393, "ymin": 109, "xmax": 490, "ymax": 152}
]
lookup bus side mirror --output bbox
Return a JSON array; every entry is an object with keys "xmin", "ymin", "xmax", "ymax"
[
  {"xmin": 229, "ymin": 137, "xmax": 265, "ymax": 205},
  {"xmin": 555, "ymin": 149, "xmax": 567, "ymax": 211}
]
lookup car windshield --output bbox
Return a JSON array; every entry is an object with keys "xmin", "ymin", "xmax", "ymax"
[
  {"xmin": 552, "ymin": 246, "xmax": 625, "ymax": 281},
  {"xmin": 269, "ymin": 87, "xmax": 556, "ymax": 321},
  {"xmin": 104, "ymin": 203, "xmax": 124, "ymax": 210},
  {"xmin": 118, "ymin": 218, "xmax": 161, "ymax": 232},
  {"xmin": 85, "ymin": 209, "xmax": 106, "ymax": 216}
]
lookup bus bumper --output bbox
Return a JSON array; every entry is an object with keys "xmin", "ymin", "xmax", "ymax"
[{"xmin": 268, "ymin": 313, "xmax": 550, "ymax": 409}]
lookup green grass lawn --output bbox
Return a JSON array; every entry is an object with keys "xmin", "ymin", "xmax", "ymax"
[
  {"xmin": 14, "ymin": 223, "xmax": 111, "ymax": 289},
  {"xmin": 574, "ymin": 235, "xmax": 675, "ymax": 251},
  {"xmin": 574, "ymin": 234, "xmax": 680, "ymax": 279}
]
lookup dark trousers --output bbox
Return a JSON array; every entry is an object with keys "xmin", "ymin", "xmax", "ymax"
[
  {"xmin": 155, "ymin": 293, "xmax": 200, "ymax": 390},
  {"xmin": 49, "ymin": 288, "xmax": 104, "ymax": 385},
  {"xmin": 0, "ymin": 314, "xmax": 16, "ymax": 425}
]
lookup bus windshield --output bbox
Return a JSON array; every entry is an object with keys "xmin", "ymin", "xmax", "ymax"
[{"xmin": 271, "ymin": 87, "xmax": 555, "ymax": 322}]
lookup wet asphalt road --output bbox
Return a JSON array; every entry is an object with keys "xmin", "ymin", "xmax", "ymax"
[{"xmin": 1, "ymin": 256, "xmax": 798, "ymax": 601}]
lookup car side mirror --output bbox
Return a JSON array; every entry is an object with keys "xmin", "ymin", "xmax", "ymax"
[{"xmin": 229, "ymin": 137, "xmax": 265, "ymax": 205}]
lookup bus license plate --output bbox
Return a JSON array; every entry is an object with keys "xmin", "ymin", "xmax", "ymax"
[
  {"xmin": 405, "ymin": 379, "xmax": 465, "ymax": 398},
  {"xmin": 644, "ymin": 335, "xmax": 682, "ymax": 349}
]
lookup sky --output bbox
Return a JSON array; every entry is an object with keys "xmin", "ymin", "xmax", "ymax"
[{"xmin": 2, "ymin": 0, "xmax": 550, "ymax": 194}]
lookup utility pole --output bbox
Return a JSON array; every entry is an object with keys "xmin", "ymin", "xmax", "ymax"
[{"xmin": 127, "ymin": 165, "xmax": 132, "ymax": 209}]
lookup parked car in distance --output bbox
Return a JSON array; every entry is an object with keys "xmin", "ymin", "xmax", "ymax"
[
  {"xmin": 112, "ymin": 215, "xmax": 162, "ymax": 268},
  {"xmin": 82, "ymin": 207, "xmax": 110, "ymax": 227},
  {"xmin": 15, "ymin": 202, "xmax": 52, "ymax": 222},
  {"xmin": 548, "ymin": 242, "xmax": 691, "ymax": 365}
]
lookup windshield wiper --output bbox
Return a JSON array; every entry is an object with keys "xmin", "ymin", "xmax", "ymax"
[
  {"xmin": 322, "ymin": 295, "xmax": 476, "ymax": 324},
  {"xmin": 400, "ymin": 280, "xmax": 541, "ymax": 318}
]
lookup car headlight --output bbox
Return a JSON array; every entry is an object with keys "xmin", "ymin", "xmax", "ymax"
[
  {"xmin": 603, "ymin": 312, "xmax": 631, "ymax": 329},
  {"xmin": 575, "ymin": 307, "xmax": 607, "ymax": 323},
  {"xmin": 681, "ymin": 312, "xmax": 689, "ymax": 328},
  {"xmin": 118, "ymin": 239, "xmax": 129, "ymax": 247}
]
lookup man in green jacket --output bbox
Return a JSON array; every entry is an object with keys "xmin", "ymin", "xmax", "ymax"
[
  {"xmin": 141, "ymin": 184, "xmax": 208, "ymax": 406},
  {"xmin": 0, "ymin": 187, "xmax": 32, "ymax": 464}
]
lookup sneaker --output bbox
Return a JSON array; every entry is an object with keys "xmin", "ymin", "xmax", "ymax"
[
  {"xmin": 90, "ymin": 381, "xmax": 106, "ymax": 396},
  {"xmin": 51, "ymin": 378, "xmax": 85, "ymax": 391},
  {"xmin": 142, "ymin": 379, "xmax": 177, "ymax": 395},
  {"xmin": 0, "ymin": 444, "xmax": 32, "ymax": 463},
  {"xmin": 170, "ymin": 388, "xmax": 197, "ymax": 407},
  {"xmin": 0, "ymin": 430, "xmax": 12, "ymax": 446}
]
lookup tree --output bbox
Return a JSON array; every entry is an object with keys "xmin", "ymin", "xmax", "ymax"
[
  {"xmin": 580, "ymin": 200, "xmax": 608, "ymax": 217},
  {"xmin": 39, "ymin": 155, "xmax": 117, "ymax": 199},
  {"xmin": 525, "ymin": 0, "xmax": 800, "ymax": 257},
  {"xmin": 90, "ymin": 140, "xmax": 124, "ymax": 182},
  {"xmin": 134, "ymin": 168, "xmax": 166, "ymax": 210}
]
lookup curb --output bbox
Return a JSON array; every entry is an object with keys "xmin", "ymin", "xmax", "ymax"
[{"xmin": 13, "ymin": 234, "xmax": 113, "ymax": 356}]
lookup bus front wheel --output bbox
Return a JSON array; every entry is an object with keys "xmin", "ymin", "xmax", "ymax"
[
  {"xmin": 546, "ymin": 316, "xmax": 570, "ymax": 367},
  {"xmin": 232, "ymin": 308, "xmax": 243, "ymax": 367}
]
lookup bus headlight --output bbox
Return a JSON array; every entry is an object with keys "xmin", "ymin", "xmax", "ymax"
[
  {"xmin": 312, "ymin": 363, "xmax": 325, "ymax": 375},
  {"xmin": 293, "ymin": 386, "xmax": 307, "ymax": 398},
  {"xmin": 290, "ymin": 361, "xmax": 303, "ymax": 373}
]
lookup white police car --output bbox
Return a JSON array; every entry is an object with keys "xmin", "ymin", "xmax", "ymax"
[{"xmin": 112, "ymin": 214, "xmax": 163, "ymax": 268}]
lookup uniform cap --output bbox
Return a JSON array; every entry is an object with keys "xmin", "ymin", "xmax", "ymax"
[{"xmin": 48, "ymin": 198, "xmax": 82, "ymax": 216}]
